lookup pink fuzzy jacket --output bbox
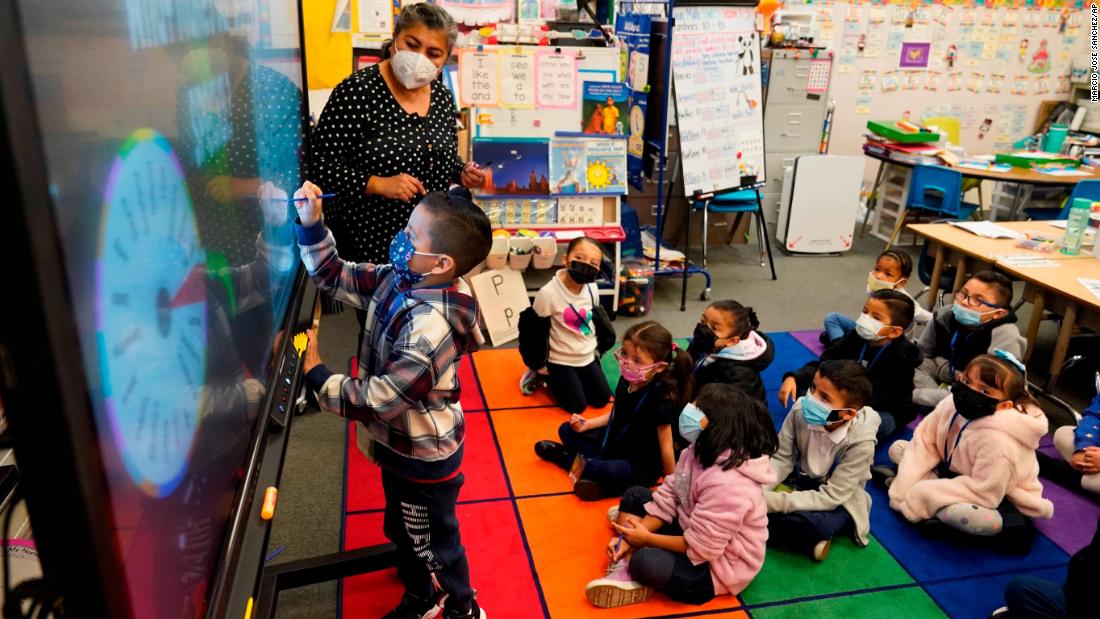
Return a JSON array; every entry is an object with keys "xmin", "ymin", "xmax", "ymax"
[
  {"xmin": 645, "ymin": 445, "xmax": 777, "ymax": 596},
  {"xmin": 888, "ymin": 396, "xmax": 1053, "ymax": 522}
]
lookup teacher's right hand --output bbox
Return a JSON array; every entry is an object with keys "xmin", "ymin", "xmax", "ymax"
[{"xmin": 370, "ymin": 174, "xmax": 426, "ymax": 202}]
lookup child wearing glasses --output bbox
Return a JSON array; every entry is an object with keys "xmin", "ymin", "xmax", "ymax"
[
  {"xmin": 913, "ymin": 271, "xmax": 1026, "ymax": 407},
  {"xmin": 534, "ymin": 321, "xmax": 694, "ymax": 500}
]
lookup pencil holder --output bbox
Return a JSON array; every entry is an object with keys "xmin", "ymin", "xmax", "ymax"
[
  {"xmin": 486, "ymin": 236, "xmax": 509, "ymax": 270},
  {"xmin": 508, "ymin": 237, "xmax": 534, "ymax": 270},
  {"xmin": 532, "ymin": 236, "xmax": 558, "ymax": 269}
]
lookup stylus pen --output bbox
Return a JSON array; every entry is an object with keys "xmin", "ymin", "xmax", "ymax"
[
  {"xmin": 614, "ymin": 533, "xmax": 623, "ymax": 556},
  {"xmin": 286, "ymin": 193, "xmax": 335, "ymax": 202}
]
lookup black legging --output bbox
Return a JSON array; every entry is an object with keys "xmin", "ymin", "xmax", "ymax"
[{"xmin": 546, "ymin": 359, "xmax": 612, "ymax": 414}]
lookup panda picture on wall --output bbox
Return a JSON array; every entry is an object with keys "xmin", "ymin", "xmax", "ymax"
[{"xmin": 736, "ymin": 33, "xmax": 756, "ymax": 76}]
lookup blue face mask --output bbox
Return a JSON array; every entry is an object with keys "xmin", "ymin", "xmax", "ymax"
[
  {"xmin": 679, "ymin": 403, "xmax": 706, "ymax": 444},
  {"xmin": 389, "ymin": 230, "xmax": 441, "ymax": 284},
  {"xmin": 801, "ymin": 392, "xmax": 839, "ymax": 426},
  {"xmin": 951, "ymin": 303, "xmax": 993, "ymax": 327}
]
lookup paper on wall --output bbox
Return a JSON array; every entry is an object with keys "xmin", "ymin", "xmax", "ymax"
[
  {"xmin": 356, "ymin": 0, "xmax": 392, "ymax": 36},
  {"xmin": 460, "ymin": 50, "xmax": 500, "ymax": 107}
]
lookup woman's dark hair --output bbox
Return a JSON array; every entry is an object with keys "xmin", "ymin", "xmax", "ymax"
[
  {"xmin": 622, "ymin": 321, "xmax": 693, "ymax": 408},
  {"xmin": 708, "ymin": 300, "xmax": 759, "ymax": 338},
  {"xmin": 383, "ymin": 3, "xmax": 459, "ymax": 59},
  {"xmin": 693, "ymin": 384, "xmax": 778, "ymax": 471}
]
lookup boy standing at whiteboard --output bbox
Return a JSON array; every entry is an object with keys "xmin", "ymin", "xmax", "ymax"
[{"xmin": 295, "ymin": 181, "xmax": 492, "ymax": 619}]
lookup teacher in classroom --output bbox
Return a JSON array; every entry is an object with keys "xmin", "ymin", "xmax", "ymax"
[{"xmin": 311, "ymin": 3, "xmax": 485, "ymax": 266}]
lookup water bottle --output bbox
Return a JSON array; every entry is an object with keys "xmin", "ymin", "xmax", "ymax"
[{"xmin": 1059, "ymin": 198, "xmax": 1092, "ymax": 256}]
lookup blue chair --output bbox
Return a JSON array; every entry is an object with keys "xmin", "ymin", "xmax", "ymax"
[
  {"xmin": 691, "ymin": 188, "xmax": 776, "ymax": 281},
  {"xmin": 888, "ymin": 165, "xmax": 980, "ymax": 248},
  {"xmin": 1024, "ymin": 179, "xmax": 1100, "ymax": 221}
]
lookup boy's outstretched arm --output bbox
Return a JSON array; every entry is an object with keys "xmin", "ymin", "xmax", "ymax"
[{"xmin": 294, "ymin": 181, "xmax": 382, "ymax": 309}]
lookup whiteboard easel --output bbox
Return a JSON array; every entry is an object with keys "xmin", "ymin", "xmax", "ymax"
[{"xmin": 671, "ymin": 5, "xmax": 767, "ymax": 197}]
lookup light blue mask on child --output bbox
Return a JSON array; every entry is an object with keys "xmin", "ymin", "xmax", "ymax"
[
  {"xmin": 800, "ymin": 393, "xmax": 835, "ymax": 426},
  {"xmin": 678, "ymin": 403, "xmax": 706, "ymax": 444},
  {"xmin": 951, "ymin": 303, "xmax": 990, "ymax": 327}
]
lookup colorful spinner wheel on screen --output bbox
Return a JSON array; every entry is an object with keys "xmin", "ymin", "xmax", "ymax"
[{"xmin": 95, "ymin": 128, "xmax": 207, "ymax": 497}]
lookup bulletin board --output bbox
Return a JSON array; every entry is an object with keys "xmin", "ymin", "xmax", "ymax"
[
  {"xmin": 466, "ymin": 46, "xmax": 623, "ymax": 139},
  {"xmin": 670, "ymin": 5, "xmax": 767, "ymax": 196},
  {"xmin": 800, "ymin": 2, "xmax": 1088, "ymax": 175}
]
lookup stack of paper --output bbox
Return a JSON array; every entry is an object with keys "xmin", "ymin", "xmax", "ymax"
[
  {"xmin": 1079, "ymin": 278, "xmax": 1100, "ymax": 303},
  {"xmin": 948, "ymin": 221, "xmax": 1023, "ymax": 239}
]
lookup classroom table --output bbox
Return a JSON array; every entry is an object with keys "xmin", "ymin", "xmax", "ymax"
[
  {"xmin": 907, "ymin": 221, "xmax": 1089, "ymax": 308},
  {"xmin": 907, "ymin": 221, "xmax": 1100, "ymax": 390},
  {"xmin": 863, "ymin": 150, "xmax": 1100, "ymax": 236},
  {"xmin": 999, "ymin": 258, "xmax": 1100, "ymax": 390}
]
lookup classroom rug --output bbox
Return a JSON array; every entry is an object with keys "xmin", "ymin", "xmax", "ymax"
[{"xmin": 337, "ymin": 330, "xmax": 1098, "ymax": 618}]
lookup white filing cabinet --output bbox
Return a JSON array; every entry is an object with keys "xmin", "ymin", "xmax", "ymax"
[{"xmin": 762, "ymin": 49, "xmax": 832, "ymax": 227}]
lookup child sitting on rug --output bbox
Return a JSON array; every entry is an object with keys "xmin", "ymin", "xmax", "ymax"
[
  {"xmin": 766, "ymin": 360, "xmax": 879, "ymax": 562},
  {"xmin": 534, "ymin": 321, "xmax": 693, "ymax": 500},
  {"xmin": 687, "ymin": 299, "xmax": 775, "ymax": 403},
  {"xmin": 780, "ymin": 289, "xmax": 921, "ymax": 439},
  {"xmin": 913, "ymin": 270, "xmax": 1026, "ymax": 406},
  {"xmin": 886, "ymin": 351, "xmax": 1053, "ymax": 554},
  {"xmin": 518, "ymin": 236, "xmax": 614, "ymax": 413},
  {"xmin": 822, "ymin": 249, "xmax": 932, "ymax": 344},
  {"xmin": 584, "ymin": 384, "xmax": 777, "ymax": 608},
  {"xmin": 1040, "ymin": 389, "xmax": 1100, "ymax": 495}
]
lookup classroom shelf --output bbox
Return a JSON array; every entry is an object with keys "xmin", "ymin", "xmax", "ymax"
[{"xmin": 496, "ymin": 224, "xmax": 626, "ymax": 242}]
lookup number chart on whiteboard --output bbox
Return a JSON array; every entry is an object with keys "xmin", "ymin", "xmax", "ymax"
[{"xmin": 671, "ymin": 5, "xmax": 765, "ymax": 197}]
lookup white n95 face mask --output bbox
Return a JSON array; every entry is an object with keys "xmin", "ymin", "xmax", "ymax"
[{"xmin": 391, "ymin": 49, "xmax": 440, "ymax": 90}]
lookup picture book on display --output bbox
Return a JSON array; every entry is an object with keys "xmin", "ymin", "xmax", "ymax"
[
  {"xmin": 581, "ymin": 82, "xmax": 628, "ymax": 136},
  {"xmin": 549, "ymin": 139, "xmax": 587, "ymax": 193},
  {"xmin": 548, "ymin": 137, "xmax": 627, "ymax": 195},
  {"xmin": 472, "ymin": 139, "xmax": 550, "ymax": 196},
  {"xmin": 583, "ymin": 138, "xmax": 627, "ymax": 193}
]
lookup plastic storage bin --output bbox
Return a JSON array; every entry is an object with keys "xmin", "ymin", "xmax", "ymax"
[
  {"xmin": 532, "ymin": 235, "xmax": 557, "ymax": 269},
  {"xmin": 508, "ymin": 237, "xmax": 534, "ymax": 270},
  {"xmin": 617, "ymin": 259, "xmax": 654, "ymax": 317},
  {"xmin": 486, "ymin": 236, "xmax": 509, "ymax": 270}
]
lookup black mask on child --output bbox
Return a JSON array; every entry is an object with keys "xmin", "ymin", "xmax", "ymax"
[
  {"xmin": 951, "ymin": 381, "xmax": 1000, "ymax": 420},
  {"xmin": 692, "ymin": 322, "xmax": 718, "ymax": 352},
  {"xmin": 567, "ymin": 260, "xmax": 599, "ymax": 284}
]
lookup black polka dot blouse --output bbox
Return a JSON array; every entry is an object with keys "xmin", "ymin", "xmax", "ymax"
[{"xmin": 311, "ymin": 64, "xmax": 465, "ymax": 264}]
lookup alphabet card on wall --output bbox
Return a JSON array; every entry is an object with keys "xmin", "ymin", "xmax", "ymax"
[
  {"xmin": 470, "ymin": 268, "xmax": 530, "ymax": 346},
  {"xmin": 556, "ymin": 196, "xmax": 603, "ymax": 225}
]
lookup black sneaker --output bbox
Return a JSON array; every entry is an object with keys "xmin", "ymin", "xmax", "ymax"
[
  {"xmin": 383, "ymin": 593, "xmax": 441, "ymax": 619},
  {"xmin": 870, "ymin": 465, "xmax": 897, "ymax": 488},
  {"xmin": 534, "ymin": 441, "xmax": 572, "ymax": 470},
  {"xmin": 442, "ymin": 599, "xmax": 486, "ymax": 619},
  {"xmin": 574, "ymin": 479, "xmax": 606, "ymax": 501}
]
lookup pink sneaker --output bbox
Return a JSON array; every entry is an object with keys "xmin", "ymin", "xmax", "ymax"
[{"xmin": 584, "ymin": 560, "xmax": 652, "ymax": 608}]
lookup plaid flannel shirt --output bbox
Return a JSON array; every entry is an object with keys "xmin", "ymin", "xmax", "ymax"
[{"xmin": 296, "ymin": 219, "xmax": 482, "ymax": 481}]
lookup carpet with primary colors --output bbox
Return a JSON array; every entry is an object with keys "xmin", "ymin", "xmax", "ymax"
[{"xmin": 337, "ymin": 331, "xmax": 1098, "ymax": 618}]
